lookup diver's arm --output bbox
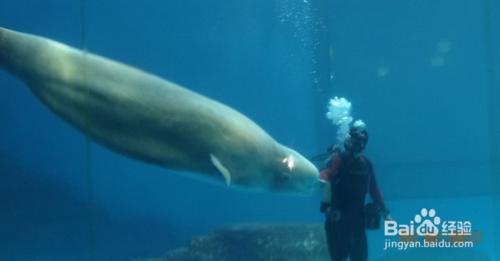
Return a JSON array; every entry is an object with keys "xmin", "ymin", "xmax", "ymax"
[
  {"xmin": 319, "ymin": 180, "xmax": 331, "ymax": 213},
  {"xmin": 319, "ymin": 167, "xmax": 332, "ymax": 213},
  {"xmin": 368, "ymin": 164, "xmax": 391, "ymax": 219},
  {"xmin": 369, "ymin": 171, "xmax": 385, "ymax": 207},
  {"xmin": 319, "ymin": 153, "xmax": 341, "ymax": 213}
]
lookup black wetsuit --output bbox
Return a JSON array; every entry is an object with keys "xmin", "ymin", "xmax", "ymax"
[{"xmin": 320, "ymin": 152, "xmax": 384, "ymax": 261}]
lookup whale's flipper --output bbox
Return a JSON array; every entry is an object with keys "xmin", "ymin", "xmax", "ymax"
[{"xmin": 210, "ymin": 154, "xmax": 231, "ymax": 186}]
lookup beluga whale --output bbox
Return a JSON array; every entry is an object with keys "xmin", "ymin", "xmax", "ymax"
[{"xmin": 0, "ymin": 27, "xmax": 319, "ymax": 194}]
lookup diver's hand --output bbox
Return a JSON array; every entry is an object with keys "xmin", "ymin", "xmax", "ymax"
[
  {"xmin": 380, "ymin": 207, "xmax": 393, "ymax": 221},
  {"xmin": 320, "ymin": 202, "xmax": 330, "ymax": 213},
  {"xmin": 326, "ymin": 208, "xmax": 341, "ymax": 221}
]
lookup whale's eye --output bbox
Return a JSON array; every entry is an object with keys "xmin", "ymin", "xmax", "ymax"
[{"xmin": 281, "ymin": 155, "xmax": 295, "ymax": 172}]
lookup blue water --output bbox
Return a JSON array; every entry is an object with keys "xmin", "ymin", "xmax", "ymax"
[{"xmin": 0, "ymin": 0, "xmax": 499, "ymax": 260}]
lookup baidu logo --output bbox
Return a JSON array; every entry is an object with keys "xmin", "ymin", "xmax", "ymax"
[
  {"xmin": 414, "ymin": 208, "xmax": 441, "ymax": 236},
  {"xmin": 383, "ymin": 208, "xmax": 478, "ymax": 251},
  {"xmin": 385, "ymin": 208, "xmax": 441, "ymax": 237}
]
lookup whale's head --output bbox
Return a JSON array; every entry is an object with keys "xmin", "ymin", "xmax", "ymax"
[{"xmin": 269, "ymin": 145, "xmax": 320, "ymax": 195}]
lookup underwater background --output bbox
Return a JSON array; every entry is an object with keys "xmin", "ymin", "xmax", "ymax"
[{"xmin": 0, "ymin": 0, "xmax": 499, "ymax": 260}]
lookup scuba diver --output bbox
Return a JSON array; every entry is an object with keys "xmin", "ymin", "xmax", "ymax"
[{"xmin": 319, "ymin": 125, "xmax": 390, "ymax": 261}]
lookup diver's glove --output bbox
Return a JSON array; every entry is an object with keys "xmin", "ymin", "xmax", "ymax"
[{"xmin": 379, "ymin": 205, "xmax": 393, "ymax": 221}]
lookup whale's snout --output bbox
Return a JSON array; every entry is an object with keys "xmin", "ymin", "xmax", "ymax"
[{"xmin": 292, "ymin": 153, "xmax": 320, "ymax": 194}]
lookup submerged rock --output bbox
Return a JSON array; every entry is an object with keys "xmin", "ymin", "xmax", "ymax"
[
  {"xmin": 150, "ymin": 224, "xmax": 329, "ymax": 261},
  {"xmin": 143, "ymin": 223, "xmax": 492, "ymax": 261}
]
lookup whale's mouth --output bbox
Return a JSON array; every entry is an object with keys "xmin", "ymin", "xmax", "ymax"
[
  {"xmin": 270, "ymin": 170, "xmax": 319, "ymax": 195},
  {"xmin": 295, "ymin": 175, "xmax": 321, "ymax": 195}
]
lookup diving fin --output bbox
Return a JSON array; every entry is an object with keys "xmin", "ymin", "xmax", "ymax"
[{"xmin": 210, "ymin": 154, "xmax": 231, "ymax": 186}]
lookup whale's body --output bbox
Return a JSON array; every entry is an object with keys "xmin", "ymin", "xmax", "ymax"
[{"xmin": 0, "ymin": 27, "xmax": 318, "ymax": 194}]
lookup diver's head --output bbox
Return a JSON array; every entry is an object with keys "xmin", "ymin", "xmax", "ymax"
[
  {"xmin": 271, "ymin": 146, "xmax": 320, "ymax": 195},
  {"xmin": 344, "ymin": 126, "xmax": 368, "ymax": 156}
]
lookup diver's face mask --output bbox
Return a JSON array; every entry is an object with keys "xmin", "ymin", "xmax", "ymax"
[{"xmin": 344, "ymin": 131, "xmax": 367, "ymax": 155}]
